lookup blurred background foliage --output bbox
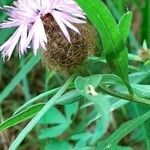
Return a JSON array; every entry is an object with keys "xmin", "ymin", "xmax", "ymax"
[{"xmin": 0, "ymin": 0, "xmax": 150, "ymax": 150}]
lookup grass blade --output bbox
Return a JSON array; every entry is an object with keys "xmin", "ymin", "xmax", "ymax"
[
  {"xmin": 9, "ymin": 74, "xmax": 75, "ymax": 150},
  {"xmin": 98, "ymin": 110, "xmax": 150, "ymax": 149},
  {"xmin": 0, "ymin": 103, "xmax": 44, "ymax": 132},
  {"xmin": 0, "ymin": 55, "xmax": 40, "ymax": 103}
]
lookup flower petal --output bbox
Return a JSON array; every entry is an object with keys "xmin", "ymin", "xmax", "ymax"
[
  {"xmin": 52, "ymin": 11, "xmax": 71, "ymax": 42},
  {"xmin": 0, "ymin": 26, "xmax": 23, "ymax": 60}
]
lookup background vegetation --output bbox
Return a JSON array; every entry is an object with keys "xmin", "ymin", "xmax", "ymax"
[{"xmin": 0, "ymin": 0, "xmax": 150, "ymax": 150}]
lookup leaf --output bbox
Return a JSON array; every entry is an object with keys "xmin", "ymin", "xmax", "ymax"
[
  {"xmin": 129, "ymin": 103, "xmax": 150, "ymax": 150},
  {"xmin": 57, "ymin": 90, "xmax": 81, "ymax": 105},
  {"xmin": 0, "ymin": 0, "xmax": 13, "ymax": 20},
  {"xmin": 142, "ymin": 0, "xmax": 150, "ymax": 46},
  {"xmin": 45, "ymin": 140, "xmax": 72, "ymax": 150},
  {"xmin": 101, "ymin": 74, "xmax": 125, "ymax": 86},
  {"xmin": 75, "ymin": 75, "xmax": 111, "ymax": 142},
  {"xmin": 39, "ymin": 107, "xmax": 66, "ymax": 125},
  {"xmin": 0, "ymin": 29, "xmax": 14, "ymax": 45},
  {"xmin": 114, "ymin": 145, "xmax": 133, "ymax": 150},
  {"xmin": 117, "ymin": 12, "xmax": 132, "ymax": 89},
  {"xmin": 76, "ymin": 0, "xmax": 129, "ymax": 84},
  {"xmin": 129, "ymin": 72, "xmax": 149, "ymax": 84},
  {"xmin": 0, "ymin": 55, "xmax": 41, "ymax": 103},
  {"xmin": 39, "ymin": 101, "xmax": 79, "ymax": 139},
  {"xmin": 0, "ymin": 103, "xmax": 44, "ymax": 132},
  {"xmin": 98, "ymin": 110, "xmax": 150, "ymax": 149},
  {"xmin": 132, "ymin": 84, "xmax": 150, "ymax": 98},
  {"xmin": 106, "ymin": 0, "xmax": 140, "ymax": 49},
  {"xmin": 14, "ymin": 87, "xmax": 59, "ymax": 115},
  {"xmin": 75, "ymin": 75, "xmax": 102, "ymax": 92},
  {"xmin": 14, "ymin": 89, "xmax": 80, "ymax": 115},
  {"xmin": 9, "ymin": 74, "xmax": 74, "ymax": 150},
  {"xmin": 81, "ymin": 97, "xmax": 129, "ymax": 124},
  {"xmin": 20, "ymin": 58, "xmax": 31, "ymax": 101},
  {"xmin": 71, "ymin": 133, "xmax": 92, "ymax": 148},
  {"xmin": 89, "ymin": 95, "xmax": 111, "ymax": 144},
  {"xmin": 39, "ymin": 124, "xmax": 67, "ymax": 139},
  {"xmin": 118, "ymin": 12, "xmax": 132, "ymax": 42},
  {"xmin": 65, "ymin": 101, "xmax": 79, "ymax": 123},
  {"xmin": 0, "ymin": 90, "xmax": 80, "ymax": 132}
]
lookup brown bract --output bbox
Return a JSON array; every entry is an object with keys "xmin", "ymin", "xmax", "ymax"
[{"xmin": 41, "ymin": 17, "xmax": 96, "ymax": 72}]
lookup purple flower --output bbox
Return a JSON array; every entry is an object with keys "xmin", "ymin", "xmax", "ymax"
[{"xmin": 0, "ymin": 0, "xmax": 86, "ymax": 60}]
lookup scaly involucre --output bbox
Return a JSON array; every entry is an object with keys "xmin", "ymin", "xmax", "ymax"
[{"xmin": 0, "ymin": 0, "xmax": 86, "ymax": 60}]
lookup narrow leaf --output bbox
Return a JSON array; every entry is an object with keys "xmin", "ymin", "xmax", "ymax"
[
  {"xmin": 118, "ymin": 12, "xmax": 132, "ymax": 42},
  {"xmin": 0, "ymin": 103, "xmax": 44, "ymax": 132},
  {"xmin": 0, "ymin": 55, "xmax": 41, "ymax": 103},
  {"xmin": 98, "ymin": 110, "xmax": 150, "ymax": 149},
  {"xmin": 9, "ymin": 74, "xmax": 75, "ymax": 150},
  {"xmin": 76, "ymin": 0, "xmax": 129, "ymax": 87}
]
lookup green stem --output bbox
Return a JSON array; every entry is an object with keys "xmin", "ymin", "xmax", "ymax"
[
  {"xmin": 9, "ymin": 73, "xmax": 76, "ymax": 150},
  {"xmin": 124, "ymin": 82, "xmax": 134, "ymax": 96},
  {"xmin": 44, "ymin": 69, "xmax": 56, "ymax": 91},
  {"xmin": 97, "ymin": 86, "xmax": 150, "ymax": 105}
]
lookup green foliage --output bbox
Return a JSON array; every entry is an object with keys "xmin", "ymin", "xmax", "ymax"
[
  {"xmin": 76, "ymin": 0, "xmax": 133, "ymax": 94},
  {"xmin": 39, "ymin": 102, "xmax": 79, "ymax": 139},
  {"xmin": 75, "ymin": 75, "xmax": 111, "ymax": 143},
  {"xmin": 142, "ymin": 0, "xmax": 150, "ymax": 46},
  {"xmin": 0, "ymin": 0, "xmax": 150, "ymax": 150},
  {"xmin": 45, "ymin": 140, "xmax": 72, "ymax": 150},
  {"xmin": 0, "ymin": 55, "xmax": 41, "ymax": 103},
  {"xmin": 0, "ymin": 103, "xmax": 44, "ymax": 132},
  {"xmin": 9, "ymin": 75, "xmax": 75, "ymax": 150},
  {"xmin": 98, "ymin": 109, "xmax": 150, "ymax": 149}
]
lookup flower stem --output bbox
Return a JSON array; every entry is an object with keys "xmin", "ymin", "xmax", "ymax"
[{"xmin": 97, "ymin": 86, "xmax": 150, "ymax": 105}]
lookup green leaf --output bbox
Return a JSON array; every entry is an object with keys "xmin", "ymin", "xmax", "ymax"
[
  {"xmin": 0, "ymin": 0, "xmax": 13, "ymax": 20},
  {"xmin": 98, "ymin": 110, "xmax": 150, "ymax": 149},
  {"xmin": 101, "ymin": 74, "xmax": 125, "ymax": 86},
  {"xmin": 0, "ymin": 103, "xmax": 44, "ymax": 132},
  {"xmin": 45, "ymin": 140, "xmax": 72, "ymax": 150},
  {"xmin": 89, "ymin": 95, "xmax": 111, "ymax": 144},
  {"xmin": 57, "ymin": 90, "xmax": 81, "ymax": 105},
  {"xmin": 9, "ymin": 75, "xmax": 74, "ymax": 150},
  {"xmin": 75, "ymin": 75, "xmax": 111, "ymax": 142},
  {"xmin": 14, "ymin": 87, "xmax": 59, "ymax": 115},
  {"xmin": 39, "ymin": 124, "xmax": 67, "ymax": 139},
  {"xmin": 75, "ymin": 75, "xmax": 102, "ymax": 92},
  {"xmin": 106, "ymin": 0, "xmax": 140, "ymax": 49},
  {"xmin": 130, "ymin": 103, "xmax": 150, "ymax": 150},
  {"xmin": 114, "ymin": 145, "xmax": 133, "ymax": 150},
  {"xmin": 71, "ymin": 133, "xmax": 92, "ymax": 148},
  {"xmin": 15, "ymin": 89, "xmax": 80, "ymax": 116},
  {"xmin": 39, "ymin": 101, "xmax": 79, "ymax": 139},
  {"xmin": 0, "ymin": 55, "xmax": 41, "ymax": 103},
  {"xmin": 76, "ymin": 0, "xmax": 129, "ymax": 84},
  {"xmin": 0, "ymin": 29, "xmax": 14, "ymax": 45},
  {"xmin": 65, "ymin": 102, "xmax": 79, "ymax": 123},
  {"xmin": 132, "ymin": 84, "xmax": 150, "ymax": 98},
  {"xmin": 117, "ymin": 12, "xmax": 132, "ymax": 88},
  {"xmin": 142, "ymin": 0, "xmax": 150, "ymax": 46},
  {"xmin": 0, "ymin": 90, "xmax": 80, "ymax": 133},
  {"xmin": 39, "ymin": 107, "xmax": 66, "ymax": 125},
  {"xmin": 129, "ymin": 72, "xmax": 149, "ymax": 84},
  {"xmin": 118, "ymin": 12, "xmax": 132, "ymax": 42},
  {"xmin": 20, "ymin": 58, "xmax": 31, "ymax": 101}
]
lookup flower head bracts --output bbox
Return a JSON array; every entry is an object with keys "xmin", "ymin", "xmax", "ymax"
[{"xmin": 0, "ymin": 0, "xmax": 86, "ymax": 60}]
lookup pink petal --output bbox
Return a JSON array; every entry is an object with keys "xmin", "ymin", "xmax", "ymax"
[{"xmin": 52, "ymin": 11, "xmax": 71, "ymax": 42}]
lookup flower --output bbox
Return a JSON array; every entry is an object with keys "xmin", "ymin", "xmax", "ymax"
[{"xmin": 0, "ymin": 0, "xmax": 86, "ymax": 60}]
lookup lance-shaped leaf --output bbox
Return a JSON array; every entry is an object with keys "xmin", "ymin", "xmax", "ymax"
[{"xmin": 76, "ymin": 0, "xmax": 132, "ymax": 92}]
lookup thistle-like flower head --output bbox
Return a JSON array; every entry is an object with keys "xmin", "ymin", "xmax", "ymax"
[{"xmin": 0, "ymin": 0, "xmax": 86, "ymax": 60}]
